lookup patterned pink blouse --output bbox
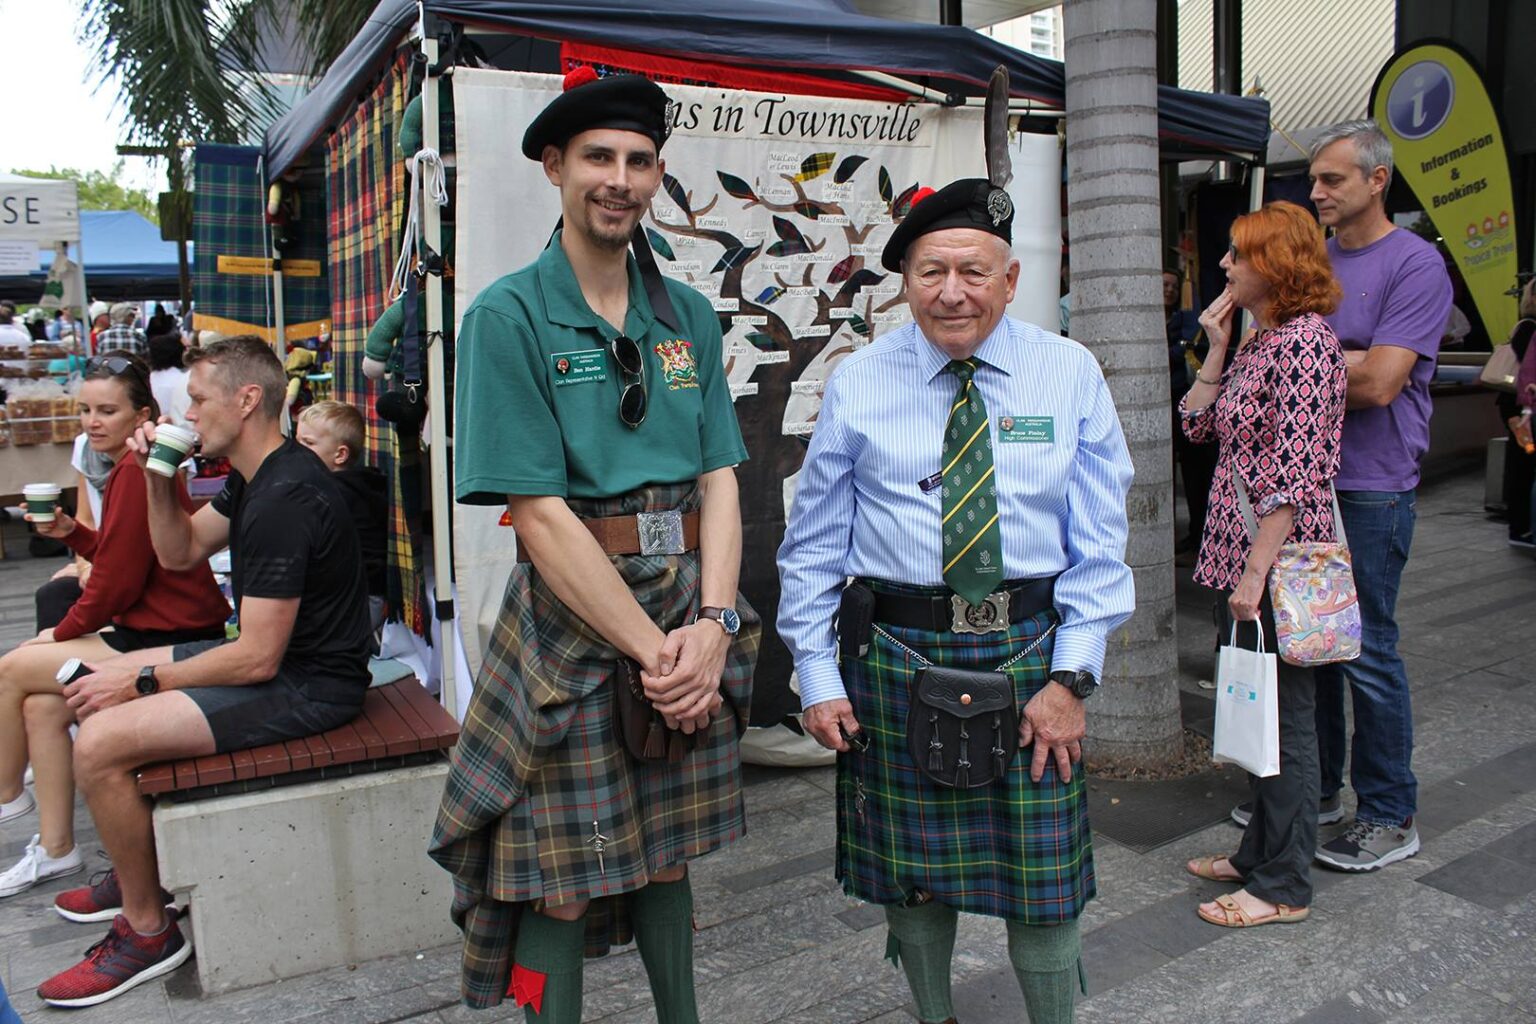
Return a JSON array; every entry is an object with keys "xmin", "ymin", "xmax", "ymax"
[{"xmin": 1180, "ymin": 311, "xmax": 1348, "ymax": 591}]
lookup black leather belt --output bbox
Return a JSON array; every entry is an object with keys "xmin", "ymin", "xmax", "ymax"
[{"xmin": 868, "ymin": 576, "xmax": 1057, "ymax": 635}]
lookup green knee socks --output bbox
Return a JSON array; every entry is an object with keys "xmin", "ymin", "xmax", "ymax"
[
  {"xmin": 884, "ymin": 901, "xmax": 960, "ymax": 1024},
  {"xmin": 1005, "ymin": 918, "xmax": 1082, "ymax": 1024},
  {"xmin": 513, "ymin": 909, "xmax": 587, "ymax": 1024},
  {"xmin": 631, "ymin": 876, "xmax": 700, "ymax": 1024}
]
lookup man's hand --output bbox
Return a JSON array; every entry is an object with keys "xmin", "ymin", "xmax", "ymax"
[
  {"xmin": 28, "ymin": 508, "xmax": 76, "ymax": 540},
  {"xmin": 20, "ymin": 628, "xmax": 55, "ymax": 647},
  {"xmin": 642, "ymin": 620, "xmax": 730, "ymax": 733},
  {"xmin": 1019, "ymin": 683, "xmax": 1085, "ymax": 782},
  {"xmin": 63, "ymin": 665, "xmax": 137, "ymax": 720},
  {"xmin": 803, "ymin": 698, "xmax": 861, "ymax": 752},
  {"xmin": 124, "ymin": 418, "xmax": 170, "ymax": 472}
]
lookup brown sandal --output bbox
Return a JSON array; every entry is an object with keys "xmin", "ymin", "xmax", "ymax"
[
  {"xmin": 1185, "ymin": 855, "xmax": 1243, "ymax": 882},
  {"xmin": 1197, "ymin": 892, "xmax": 1309, "ymax": 928}
]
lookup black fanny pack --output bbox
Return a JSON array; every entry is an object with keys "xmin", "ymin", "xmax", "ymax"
[{"xmin": 907, "ymin": 665, "xmax": 1018, "ymax": 789}]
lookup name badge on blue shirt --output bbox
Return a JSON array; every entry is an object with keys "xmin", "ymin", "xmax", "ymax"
[{"xmin": 998, "ymin": 415, "xmax": 1054, "ymax": 443}]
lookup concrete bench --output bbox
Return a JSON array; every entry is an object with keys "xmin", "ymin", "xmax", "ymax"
[{"xmin": 136, "ymin": 679, "xmax": 461, "ymax": 994}]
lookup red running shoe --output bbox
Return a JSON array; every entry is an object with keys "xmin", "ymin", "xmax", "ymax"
[
  {"xmin": 54, "ymin": 868, "xmax": 174, "ymax": 923},
  {"xmin": 37, "ymin": 914, "xmax": 193, "ymax": 1007}
]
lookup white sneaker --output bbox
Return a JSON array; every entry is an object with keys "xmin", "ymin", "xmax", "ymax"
[
  {"xmin": 0, "ymin": 835, "xmax": 85, "ymax": 898},
  {"xmin": 23, "ymin": 765, "xmax": 34, "ymax": 786},
  {"xmin": 0, "ymin": 788, "xmax": 36, "ymax": 823}
]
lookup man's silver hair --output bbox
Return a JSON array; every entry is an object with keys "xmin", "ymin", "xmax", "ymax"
[{"xmin": 1310, "ymin": 119, "xmax": 1394, "ymax": 191}]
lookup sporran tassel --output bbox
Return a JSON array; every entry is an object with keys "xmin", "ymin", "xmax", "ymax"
[{"xmin": 643, "ymin": 719, "xmax": 668, "ymax": 760}]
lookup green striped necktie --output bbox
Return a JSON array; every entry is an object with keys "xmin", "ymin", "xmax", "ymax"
[{"xmin": 941, "ymin": 358, "xmax": 1004, "ymax": 606}]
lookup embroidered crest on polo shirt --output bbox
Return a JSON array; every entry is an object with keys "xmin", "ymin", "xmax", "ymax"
[{"xmin": 654, "ymin": 339, "xmax": 699, "ymax": 390}]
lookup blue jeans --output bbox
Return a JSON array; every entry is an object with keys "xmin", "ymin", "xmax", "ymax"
[{"xmin": 1314, "ymin": 490, "xmax": 1417, "ymax": 826}]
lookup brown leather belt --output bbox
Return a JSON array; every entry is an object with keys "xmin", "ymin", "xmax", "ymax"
[{"xmin": 516, "ymin": 510, "xmax": 700, "ymax": 563}]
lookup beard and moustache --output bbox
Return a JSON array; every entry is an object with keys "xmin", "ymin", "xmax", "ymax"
[{"xmin": 575, "ymin": 188, "xmax": 645, "ymax": 252}]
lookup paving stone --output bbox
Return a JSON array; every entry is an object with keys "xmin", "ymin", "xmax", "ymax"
[
  {"xmin": 1287, "ymin": 994, "xmax": 1389, "ymax": 1023},
  {"xmin": 835, "ymin": 903, "xmax": 887, "ymax": 932},
  {"xmin": 1381, "ymin": 984, "xmax": 1536, "ymax": 1024},
  {"xmin": 1104, "ymin": 894, "xmax": 1223, "ymax": 959},
  {"xmin": 1418, "ymin": 849, "xmax": 1536, "ymax": 911},
  {"xmin": 716, "ymin": 847, "xmax": 836, "ymax": 893},
  {"xmin": 1482, "ymin": 820, "xmax": 1536, "ymax": 867}
]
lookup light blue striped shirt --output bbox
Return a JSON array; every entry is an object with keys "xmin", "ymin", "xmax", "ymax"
[{"xmin": 777, "ymin": 315, "xmax": 1136, "ymax": 709}]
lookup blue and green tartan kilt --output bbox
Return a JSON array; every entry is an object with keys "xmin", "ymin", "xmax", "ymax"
[{"xmin": 836, "ymin": 602, "xmax": 1095, "ymax": 925}]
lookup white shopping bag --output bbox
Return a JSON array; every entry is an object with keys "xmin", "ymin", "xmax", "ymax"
[{"xmin": 1212, "ymin": 623, "xmax": 1280, "ymax": 778}]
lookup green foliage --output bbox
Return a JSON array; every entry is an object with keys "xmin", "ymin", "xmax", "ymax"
[
  {"xmin": 7, "ymin": 163, "xmax": 158, "ymax": 223},
  {"xmin": 77, "ymin": 0, "xmax": 377, "ymax": 152}
]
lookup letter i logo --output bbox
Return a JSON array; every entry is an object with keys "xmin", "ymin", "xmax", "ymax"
[{"xmin": 1385, "ymin": 60, "xmax": 1454, "ymax": 141}]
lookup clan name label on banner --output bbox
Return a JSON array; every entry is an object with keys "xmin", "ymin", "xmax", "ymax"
[{"xmin": 1371, "ymin": 42, "xmax": 1518, "ymax": 344}]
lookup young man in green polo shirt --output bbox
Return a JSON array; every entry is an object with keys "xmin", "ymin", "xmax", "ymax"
[{"xmin": 429, "ymin": 70, "xmax": 758, "ymax": 1024}]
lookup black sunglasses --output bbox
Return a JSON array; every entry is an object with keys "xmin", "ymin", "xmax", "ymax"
[
  {"xmin": 610, "ymin": 335, "xmax": 647, "ymax": 429},
  {"xmin": 1226, "ymin": 242, "xmax": 1240, "ymax": 261}
]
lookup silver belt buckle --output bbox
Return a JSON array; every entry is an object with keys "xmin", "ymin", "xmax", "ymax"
[
  {"xmin": 636, "ymin": 509, "xmax": 686, "ymax": 556},
  {"xmin": 950, "ymin": 591, "xmax": 1010, "ymax": 634}
]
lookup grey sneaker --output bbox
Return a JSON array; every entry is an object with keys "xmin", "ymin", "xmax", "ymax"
[
  {"xmin": 1315, "ymin": 817, "xmax": 1420, "ymax": 871},
  {"xmin": 1230, "ymin": 793, "xmax": 1346, "ymax": 829}
]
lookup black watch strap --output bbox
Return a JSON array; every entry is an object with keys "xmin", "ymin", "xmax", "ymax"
[
  {"xmin": 136, "ymin": 665, "xmax": 160, "ymax": 696},
  {"xmin": 1050, "ymin": 670, "xmax": 1098, "ymax": 699}
]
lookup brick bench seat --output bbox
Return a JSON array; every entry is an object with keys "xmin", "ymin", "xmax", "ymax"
[{"xmin": 136, "ymin": 678, "xmax": 458, "ymax": 802}]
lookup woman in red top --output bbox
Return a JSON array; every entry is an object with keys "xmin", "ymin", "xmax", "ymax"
[
  {"xmin": 0, "ymin": 355, "xmax": 229, "ymax": 900},
  {"xmin": 1178, "ymin": 201, "xmax": 1348, "ymax": 929}
]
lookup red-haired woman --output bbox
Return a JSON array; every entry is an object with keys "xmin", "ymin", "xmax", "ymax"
[{"xmin": 1179, "ymin": 200, "xmax": 1348, "ymax": 928}]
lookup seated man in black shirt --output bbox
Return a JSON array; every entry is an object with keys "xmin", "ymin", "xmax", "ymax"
[{"xmin": 37, "ymin": 336, "xmax": 372, "ymax": 1008}]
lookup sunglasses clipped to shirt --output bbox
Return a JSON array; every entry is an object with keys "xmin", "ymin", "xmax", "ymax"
[{"xmin": 610, "ymin": 334, "xmax": 647, "ymax": 429}]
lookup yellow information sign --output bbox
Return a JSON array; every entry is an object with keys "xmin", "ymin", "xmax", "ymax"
[
  {"xmin": 1371, "ymin": 43, "xmax": 1517, "ymax": 345},
  {"xmin": 215, "ymin": 255, "xmax": 322, "ymax": 278}
]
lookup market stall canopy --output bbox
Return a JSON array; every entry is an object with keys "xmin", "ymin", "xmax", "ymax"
[
  {"xmin": 262, "ymin": 0, "xmax": 1271, "ymax": 181},
  {"xmin": 0, "ymin": 174, "xmax": 80, "ymax": 243},
  {"xmin": 0, "ymin": 211, "xmax": 187, "ymax": 302}
]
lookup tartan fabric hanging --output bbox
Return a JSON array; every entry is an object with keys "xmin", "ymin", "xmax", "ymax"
[
  {"xmin": 326, "ymin": 52, "xmax": 427, "ymax": 634},
  {"xmin": 429, "ymin": 481, "xmax": 760, "ymax": 1008},
  {"xmin": 941, "ymin": 358, "xmax": 1004, "ymax": 605}
]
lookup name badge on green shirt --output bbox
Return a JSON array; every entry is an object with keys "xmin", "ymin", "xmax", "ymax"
[
  {"xmin": 552, "ymin": 350, "xmax": 607, "ymax": 386},
  {"xmin": 998, "ymin": 415, "xmax": 1054, "ymax": 443}
]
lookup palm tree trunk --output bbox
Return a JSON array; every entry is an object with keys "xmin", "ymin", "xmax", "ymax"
[{"xmin": 1064, "ymin": 0, "xmax": 1183, "ymax": 767}]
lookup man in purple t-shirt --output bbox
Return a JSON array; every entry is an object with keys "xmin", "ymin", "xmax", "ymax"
[{"xmin": 1307, "ymin": 120, "xmax": 1450, "ymax": 872}]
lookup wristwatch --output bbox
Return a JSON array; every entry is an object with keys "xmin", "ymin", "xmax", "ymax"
[
  {"xmin": 135, "ymin": 665, "xmax": 160, "ymax": 697},
  {"xmin": 1050, "ymin": 670, "xmax": 1098, "ymax": 699},
  {"xmin": 695, "ymin": 606, "xmax": 741, "ymax": 637}
]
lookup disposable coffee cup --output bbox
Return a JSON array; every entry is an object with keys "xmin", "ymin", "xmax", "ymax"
[
  {"xmin": 23, "ymin": 483, "xmax": 61, "ymax": 522},
  {"xmin": 145, "ymin": 424, "xmax": 197, "ymax": 478},
  {"xmin": 56, "ymin": 658, "xmax": 91, "ymax": 686}
]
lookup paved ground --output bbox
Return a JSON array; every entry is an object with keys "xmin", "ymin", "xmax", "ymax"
[{"xmin": 1, "ymin": 469, "xmax": 1534, "ymax": 1023}]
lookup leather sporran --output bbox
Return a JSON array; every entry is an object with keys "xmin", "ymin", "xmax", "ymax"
[
  {"xmin": 907, "ymin": 666, "xmax": 1019, "ymax": 789},
  {"xmin": 613, "ymin": 659, "xmax": 698, "ymax": 764}
]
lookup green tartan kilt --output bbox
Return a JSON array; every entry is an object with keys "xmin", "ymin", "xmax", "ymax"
[{"xmin": 836, "ymin": 605, "xmax": 1095, "ymax": 925}]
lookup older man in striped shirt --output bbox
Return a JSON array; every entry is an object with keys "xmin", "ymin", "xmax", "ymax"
[{"xmin": 777, "ymin": 178, "xmax": 1134, "ymax": 1024}]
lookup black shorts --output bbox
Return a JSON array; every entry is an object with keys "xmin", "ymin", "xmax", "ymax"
[
  {"xmin": 170, "ymin": 639, "xmax": 365, "ymax": 753},
  {"xmin": 100, "ymin": 623, "xmax": 227, "ymax": 654}
]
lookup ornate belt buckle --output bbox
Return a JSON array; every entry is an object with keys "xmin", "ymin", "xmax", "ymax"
[
  {"xmin": 950, "ymin": 592, "xmax": 1010, "ymax": 634},
  {"xmin": 636, "ymin": 509, "xmax": 686, "ymax": 556}
]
